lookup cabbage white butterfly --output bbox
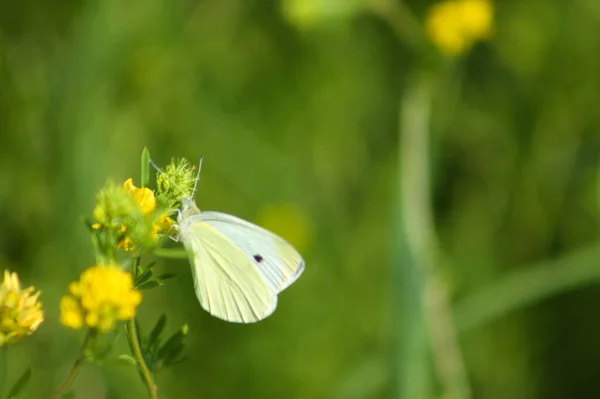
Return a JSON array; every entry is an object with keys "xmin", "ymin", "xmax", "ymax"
[{"xmin": 153, "ymin": 158, "xmax": 304, "ymax": 323}]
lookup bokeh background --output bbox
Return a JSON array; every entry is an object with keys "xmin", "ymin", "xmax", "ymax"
[{"xmin": 2, "ymin": 0, "xmax": 600, "ymax": 398}]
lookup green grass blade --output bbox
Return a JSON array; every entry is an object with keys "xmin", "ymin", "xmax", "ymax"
[
  {"xmin": 455, "ymin": 243, "xmax": 600, "ymax": 333},
  {"xmin": 141, "ymin": 147, "xmax": 150, "ymax": 188}
]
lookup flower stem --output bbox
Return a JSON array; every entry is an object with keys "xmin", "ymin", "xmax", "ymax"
[
  {"xmin": 0, "ymin": 346, "xmax": 7, "ymax": 394},
  {"xmin": 50, "ymin": 329, "xmax": 94, "ymax": 399},
  {"xmin": 399, "ymin": 76, "xmax": 470, "ymax": 399},
  {"xmin": 126, "ymin": 258, "xmax": 158, "ymax": 399}
]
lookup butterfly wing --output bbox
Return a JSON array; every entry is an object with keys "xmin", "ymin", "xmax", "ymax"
[
  {"xmin": 181, "ymin": 219, "xmax": 277, "ymax": 323},
  {"xmin": 197, "ymin": 211, "xmax": 305, "ymax": 294}
]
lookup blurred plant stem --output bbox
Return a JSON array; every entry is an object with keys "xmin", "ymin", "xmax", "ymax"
[
  {"xmin": 0, "ymin": 346, "xmax": 6, "ymax": 394},
  {"xmin": 368, "ymin": 0, "xmax": 426, "ymax": 51},
  {"xmin": 397, "ymin": 76, "xmax": 470, "ymax": 399},
  {"xmin": 50, "ymin": 329, "xmax": 95, "ymax": 399},
  {"xmin": 127, "ymin": 258, "xmax": 159, "ymax": 399}
]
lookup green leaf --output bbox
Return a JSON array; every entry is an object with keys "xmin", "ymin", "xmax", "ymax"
[
  {"xmin": 157, "ymin": 325, "xmax": 188, "ymax": 368},
  {"xmin": 455, "ymin": 242, "xmax": 600, "ymax": 333},
  {"xmin": 135, "ymin": 268, "xmax": 154, "ymax": 288},
  {"xmin": 141, "ymin": 147, "xmax": 150, "ymax": 188},
  {"xmin": 162, "ymin": 342, "xmax": 185, "ymax": 367},
  {"xmin": 136, "ymin": 279, "xmax": 161, "ymax": 290},
  {"xmin": 164, "ymin": 355, "xmax": 189, "ymax": 368},
  {"xmin": 148, "ymin": 314, "xmax": 167, "ymax": 350},
  {"xmin": 113, "ymin": 354, "xmax": 138, "ymax": 367},
  {"xmin": 156, "ymin": 273, "xmax": 177, "ymax": 283},
  {"xmin": 153, "ymin": 248, "xmax": 189, "ymax": 259},
  {"xmin": 7, "ymin": 367, "xmax": 31, "ymax": 399}
]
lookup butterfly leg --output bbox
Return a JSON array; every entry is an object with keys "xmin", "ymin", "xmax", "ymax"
[{"xmin": 156, "ymin": 222, "xmax": 182, "ymax": 242}]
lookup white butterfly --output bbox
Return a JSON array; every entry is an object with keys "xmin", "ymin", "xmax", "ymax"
[{"xmin": 156, "ymin": 158, "xmax": 304, "ymax": 323}]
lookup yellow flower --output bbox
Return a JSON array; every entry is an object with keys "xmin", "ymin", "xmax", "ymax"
[
  {"xmin": 123, "ymin": 178, "xmax": 155, "ymax": 215},
  {"xmin": 60, "ymin": 265, "xmax": 142, "ymax": 332},
  {"xmin": 425, "ymin": 0, "xmax": 494, "ymax": 56},
  {"xmin": 456, "ymin": 0, "xmax": 493, "ymax": 40},
  {"xmin": 0, "ymin": 270, "xmax": 44, "ymax": 346},
  {"xmin": 94, "ymin": 179, "xmax": 173, "ymax": 252},
  {"xmin": 117, "ymin": 179, "xmax": 173, "ymax": 252}
]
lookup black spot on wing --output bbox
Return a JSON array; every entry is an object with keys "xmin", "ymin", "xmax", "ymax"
[{"xmin": 253, "ymin": 254, "xmax": 264, "ymax": 263}]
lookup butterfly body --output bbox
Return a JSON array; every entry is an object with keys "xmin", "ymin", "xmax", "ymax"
[{"xmin": 176, "ymin": 196, "xmax": 304, "ymax": 323}]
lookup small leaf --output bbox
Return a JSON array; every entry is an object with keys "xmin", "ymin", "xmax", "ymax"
[
  {"xmin": 156, "ymin": 273, "xmax": 177, "ymax": 283},
  {"xmin": 163, "ymin": 341, "xmax": 187, "ymax": 367},
  {"xmin": 7, "ymin": 367, "xmax": 31, "ymax": 399},
  {"xmin": 157, "ymin": 325, "xmax": 188, "ymax": 365},
  {"xmin": 137, "ymin": 279, "xmax": 161, "ymax": 290},
  {"xmin": 165, "ymin": 355, "xmax": 189, "ymax": 368},
  {"xmin": 116, "ymin": 354, "xmax": 138, "ymax": 366},
  {"xmin": 148, "ymin": 314, "xmax": 167, "ymax": 350},
  {"xmin": 135, "ymin": 268, "xmax": 154, "ymax": 288},
  {"xmin": 141, "ymin": 147, "xmax": 150, "ymax": 188}
]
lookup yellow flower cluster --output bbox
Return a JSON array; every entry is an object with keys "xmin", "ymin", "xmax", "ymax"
[
  {"xmin": 60, "ymin": 265, "xmax": 142, "ymax": 332},
  {"xmin": 117, "ymin": 179, "xmax": 173, "ymax": 251},
  {"xmin": 93, "ymin": 179, "xmax": 173, "ymax": 252},
  {"xmin": 425, "ymin": 0, "xmax": 493, "ymax": 56},
  {"xmin": 0, "ymin": 270, "xmax": 43, "ymax": 346}
]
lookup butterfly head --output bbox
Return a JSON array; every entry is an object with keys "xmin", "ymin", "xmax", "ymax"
[{"xmin": 178, "ymin": 196, "xmax": 201, "ymax": 223}]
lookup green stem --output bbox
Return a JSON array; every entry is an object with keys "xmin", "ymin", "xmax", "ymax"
[
  {"xmin": 399, "ymin": 77, "xmax": 470, "ymax": 399},
  {"xmin": 0, "ymin": 346, "xmax": 7, "ymax": 397},
  {"xmin": 126, "ymin": 258, "xmax": 158, "ymax": 399},
  {"xmin": 368, "ymin": 0, "xmax": 426, "ymax": 51},
  {"xmin": 50, "ymin": 329, "xmax": 94, "ymax": 399}
]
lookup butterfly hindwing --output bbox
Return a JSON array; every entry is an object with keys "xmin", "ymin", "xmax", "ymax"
[
  {"xmin": 182, "ymin": 220, "xmax": 277, "ymax": 323},
  {"xmin": 197, "ymin": 211, "xmax": 305, "ymax": 294}
]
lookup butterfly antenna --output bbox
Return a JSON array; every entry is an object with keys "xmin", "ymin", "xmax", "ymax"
[
  {"xmin": 149, "ymin": 159, "xmax": 188, "ymax": 197},
  {"xmin": 191, "ymin": 155, "xmax": 203, "ymax": 199}
]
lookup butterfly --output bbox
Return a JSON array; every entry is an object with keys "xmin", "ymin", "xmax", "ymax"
[{"xmin": 154, "ymin": 158, "xmax": 304, "ymax": 323}]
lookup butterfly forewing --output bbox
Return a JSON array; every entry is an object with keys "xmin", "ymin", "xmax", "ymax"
[
  {"xmin": 183, "ymin": 220, "xmax": 277, "ymax": 323},
  {"xmin": 197, "ymin": 211, "xmax": 305, "ymax": 294}
]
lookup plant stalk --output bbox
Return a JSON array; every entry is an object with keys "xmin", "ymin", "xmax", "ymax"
[
  {"xmin": 50, "ymin": 329, "xmax": 94, "ymax": 399},
  {"xmin": 126, "ymin": 258, "xmax": 158, "ymax": 399}
]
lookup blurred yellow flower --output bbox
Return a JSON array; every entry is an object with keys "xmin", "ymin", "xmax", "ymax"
[
  {"xmin": 256, "ymin": 203, "xmax": 312, "ymax": 253},
  {"xmin": 117, "ymin": 179, "xmax": 173, "ymax": 251},
  {"xmin": 425, "ymin": 0, "xmax": 493, "ymax": 56},
  {"xmin": 60, "ymin": 265, "xmax": 142, "ymax": 332},
  {"xmin": 94, "ymin": 179, "xmax": 173, "ymax": 252},
  {"xmin": 0, "ymin": 270, "xmax": 43, "ymax": 346},
  {"xmin": 281, "ymin": 0, "xmax": 365, "ymax": 28}
]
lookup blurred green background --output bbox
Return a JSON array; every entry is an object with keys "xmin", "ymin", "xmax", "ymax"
[{"xmin": 2, "ymin": 0, "xmax": 600, "ymax": 398}]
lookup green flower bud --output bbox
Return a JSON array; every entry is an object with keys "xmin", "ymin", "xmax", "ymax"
[
  {"xmin": 93, "ymin": 181, "xmax": 140, "ymax": 229},
  {"xmin": 156, "ymin": 158, "xmax": 196, "ymax": 208}
]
